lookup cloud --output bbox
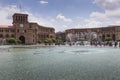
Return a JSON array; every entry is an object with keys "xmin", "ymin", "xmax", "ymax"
[
  {"xmin": 75, "ymin": 0, "xmax": 120, "ymax": 29},
  {"xmin": 1, "ymin": 0, "xmax": 120, "ymax": 32},
  {"xmin": 84, "ymin": 19, "xmax": 102, "ymax": 28},
  {"xmin": 0, "ymin": 4, "xmax": 73, "ymax": 32},
  {"xmin": 64, "ymin": 0, "xmax": 120, "ymax": 30},
  {"xmin": 39, "ymin": 0, "xmax": 48, "ymax": 4},
  {"xmin": 90, "ymin": 12, "xmax": 107, "ymax": 19},
  {"xmin": 93, "ymin": 0, "xmax": 120, "ymax": 18},
  {"xmin": 0, "ymin": 4, "xmax": 54, "ymax": 28},
  {"xmin": 94, "ymin": 0, "xmax": 120, "ymax": 10},
  {"xmin": 0, "ymin": 5, "xmax": 21, "ymax": 25},
  {"xmin": 62, "ymin": 25, "xmax": 68, "ymax": 28},
  {"xmin": 75, "ymin": 19, "xmax": 102, "ymax": 28},
  {"xmin": 0, "ymin": 4, "xmax": 72, "ymax": 32},
  {"xmin": 56, "ymin": 14, "xmax": 73, "ymax": 23},
  {"xmin": 28, "ymin": 14, "xmax": 54, "ymax": 27}
]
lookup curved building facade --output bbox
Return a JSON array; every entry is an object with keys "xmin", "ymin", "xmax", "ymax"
[{"xmin": 65, "ymin": 26, "xmax": 120, "ymax": 42}]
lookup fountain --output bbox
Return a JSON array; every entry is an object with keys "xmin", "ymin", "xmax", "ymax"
[
  {"xmin": 66, "ymin": 33, "xmax": 73, "ymax": 42},
  {"xmin": 89, "ymin": 32, "xmax": 98, "ymax": 41},
  {"xmin": 71, "ymin": 32, "xmax": 101, "ymax": 46},
  {"xmin": 66, "ymin": 33, "xmax": 75, "ymax": 45}
]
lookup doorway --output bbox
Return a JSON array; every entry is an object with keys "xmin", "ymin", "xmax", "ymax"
[{"xmin": 19, "ymin": 36, "xmax": 25, "ymax": 44}]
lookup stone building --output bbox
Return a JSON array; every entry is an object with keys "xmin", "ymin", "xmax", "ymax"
[
  {"xmin": 0, "ymin": 13, "xmax": 55, "ymax": 44},
  {"xmin": 56, "ymin": 32, "xmax": 66, "ymax": 42},
  {"xmin": 65, "ymin": 26, "xmax": 120, "ymax": 42}
]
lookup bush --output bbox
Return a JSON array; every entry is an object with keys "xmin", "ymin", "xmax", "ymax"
[
  {"xmin": 44, "ymin": 40, "xmax": 49, "ymax": 43},
  {"xmin": 117, "ymin": 39, "xmax": 120, "ymax": 41},
  {"xmin": 38, "ymin": 40, "xmax": 42, "ymax": 44},
  {"xmin": 52, "ymin": 39, "xmax": 57, "ymax": 43},
  {"xmin": 78, "ymin": 39, "xmax": 85, "ymax": 41},
  {"xmin": 105, "ymin": 37, "xmax": 112, "ymax": 41},
  {"xmin": 56, "ymin": 39, "xmax": 63, "ymax": 43},
  {"xmin": 7, "ymin": 38, "xmax": 17, "ymax": 44},
  {"xmin": 16, "ymin": 40, "xmax": 22, "ymax": 44},
  {"xmin": 41, "ymin": 38, "xmax": 63, "ymax": 44},
  {"xmin": 43, "ymin": 38, "xmax": 53, "ymax": 44}
]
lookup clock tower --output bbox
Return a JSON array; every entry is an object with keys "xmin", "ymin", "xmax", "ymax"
[
  {"xmin": 11, "ymin": 13, "xmax": 55, "ymax": 45},
  {"xmin": 12, "ymin": 13, "xmax": 28, "ymax": 27},
  {"xmin": 12, "ymin": 13, "xmax": 30, "ymax": 44}
]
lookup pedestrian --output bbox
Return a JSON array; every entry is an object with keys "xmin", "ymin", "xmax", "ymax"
[{"xmin": 114, "ymin": 41, "xmax": 118, "ymax": 48}]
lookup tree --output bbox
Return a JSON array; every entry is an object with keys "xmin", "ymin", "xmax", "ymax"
[
  {"xmin": 78, "ymin": 39, "xmax": 85, "ymax": 41},
  {"xmin": 56, "ymin": 39, "xmax": 63, "ymax": 43},
  {"xmin": 16, "ymin": 40, "xmax": 22, "ymax": 44},
  {"xmin": 52, "ymin": 38, "xmax": 57, "ymax": 43},
  {"xmin": 6, "ymin": 38, "xmax": 17, "ymax": 44},
  {"xmin": 47, "ymin": 38, "xmax": 53, "ymax": 43},
  {"xmin": 105, "ymin": 37, "xmax": 112, "ymax": 41},
  {"xmin": 117, "ymin": 38, "xmax": 120, "ymax": 41},
  {"xmin": 38, "ymin": 40, "xmax": 42, "ymax": 44}
]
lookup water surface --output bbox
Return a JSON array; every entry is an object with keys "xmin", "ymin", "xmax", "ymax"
[{"xmin": 0, "ymin": 46, "xmax": 120, "ymax": 80}]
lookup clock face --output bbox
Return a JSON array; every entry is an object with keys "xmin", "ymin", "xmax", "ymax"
[{"xmin": 20, "ymin": 24, "xmax": 24, "ymax": 27}]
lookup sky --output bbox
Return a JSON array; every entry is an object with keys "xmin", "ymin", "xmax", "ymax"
[{"xmin": 0, "ymin": 0, "xmax": 120, "ymax": 32}]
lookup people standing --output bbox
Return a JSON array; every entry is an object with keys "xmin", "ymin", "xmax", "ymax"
[{"xmin": 114, "ymin": 41, "xmax": 118, "ymax": 48}]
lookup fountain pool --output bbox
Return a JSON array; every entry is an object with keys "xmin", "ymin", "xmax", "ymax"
[{"xmin": 0, "ymin": 45, "xmax": 120, "ymax": 80}]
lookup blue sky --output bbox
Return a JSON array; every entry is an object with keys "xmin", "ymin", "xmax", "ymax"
[{"xmin": 0, "ymin": 0, "xmax": 120, "ymax": 32}]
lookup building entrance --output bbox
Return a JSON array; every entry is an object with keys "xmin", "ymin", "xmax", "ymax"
[{"xmin": 19, "ymin": 36, "xmax": 25, "ymax": 44}]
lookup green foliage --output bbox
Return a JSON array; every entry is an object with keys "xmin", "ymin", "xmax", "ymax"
[
  {"xmin": 46, "ymin": 38, "xmax": 53, "ymax": 43},
  {"xmin": 105, "ymin": 37, "xmax": 112, "ymax": 41},
  {"xmin": 52, "ymin": 39, "xmax": 57, "ymax": 43},
  {"xmin": 38, "ymin": 40, "xmax": 42, "ymax": 44},
  {"xmin": 6, "ymin": 37, "xmax": 22, "ymax": 45},
  {"xmin": 41, "ymin": 38, "xmax": 63, "ymax": 44},
  {"xmin": 42, "ymin": 38, "xmax": 51, "ymax": 43},
  {"xmin": 117, "ymin": 39, "xmax": 120, "ymax": 41},
  {"xmin": 44, "ymin": 39, "xmax": 49, "ymax": 43},
  {"xmin": 16, "ymin": 40, "xmax": 22, "ymax": 44},
  {"xmin": 56, "ymin": 39, "xmax": 63, "ymax": 43},
  {"xmin": 7, "ymin": 38, "xmax": 17, "ymax": 44},
  {"xmin": 91, "ymin": 39, "xmax": 97, "ymax": 41},
  {"xmin": 78, "ymin": 39, "xmax": 85, "ymax": 41}
]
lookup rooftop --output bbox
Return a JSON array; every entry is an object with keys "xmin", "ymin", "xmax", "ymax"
[{"xmin": 0, "ymin": 25, "xmax": 14, "ymax": 29}]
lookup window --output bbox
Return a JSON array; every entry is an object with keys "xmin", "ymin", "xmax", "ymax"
[
  {"xmin": 50, "ymin": 36, "xmax": 53, "ymax": 38},
  {"xmin": 11, "ymin": 29, "xmax": 15, "ymax": 32},
  {"xmin": 29, "ymin": 25, "xmax": 32, "ymax": 28},
  {"xmin": 17, "ymin": 29, "xmax": 19, "ymax": 32},
  {"xmin": 0, "ymin": 29, "xmax": 2, "ymax": 32},
  {"xmin": 11, "ymin": 34, "xmax": 14, "ymax": 37},
  {"xmin": 24, "ymin": 30, "xmax": 26, "ymax": 33},
  {"xmin": 47, "ymin": 35, "xmax": 49, "ymax": 38},
  {"xmin": 5, "ymin": 29, "xmax": 9, "ymax": 32},
  {"xmin": 0, "ymin": 34, "xmax": 3, "ymax": 38},
  {"xmin": 6, "ymin": 34, "xmax": 9, "ymax": 38},
  {"xmin": 51, "ymin": 29, "xmax": 53, "ymax": 32}
]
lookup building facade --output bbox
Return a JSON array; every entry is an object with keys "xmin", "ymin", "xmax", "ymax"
[
  {"xmin": 55, "ymin": 32, "xmax": 66, "ymax": 42},
  {"xmin": 65, "ymin": 26, "xmax": 120, "ymax": 42},
  {"xmin": 0, "ymin": 13, "xmax": 55, "ymax": 44}
]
